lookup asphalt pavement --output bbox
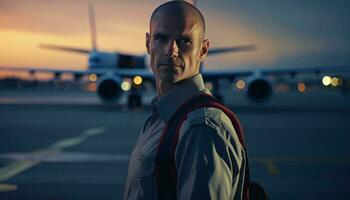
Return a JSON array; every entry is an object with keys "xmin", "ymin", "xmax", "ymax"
[{"xmin": 0, "ymin": 90, "xmax": 349, "ymax": 199}]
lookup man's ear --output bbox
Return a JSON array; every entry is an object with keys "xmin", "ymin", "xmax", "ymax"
[
  {"xmin": 146, "ymin": 33, "xmax": 151, "ymax": 54},
  {"xmin": 199, "ymin": 39, "xmax": 210, "ymax": 62}
]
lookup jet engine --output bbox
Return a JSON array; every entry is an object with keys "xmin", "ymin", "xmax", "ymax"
[
  {"xmin": 97, "ymin": 76, "xmax": 122, "ymax": 103},
  {"xmin": 245, "ymin": 76, "xmax": 273, "ymax": 103}
]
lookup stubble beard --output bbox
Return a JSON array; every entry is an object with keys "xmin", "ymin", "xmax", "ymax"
[
  {"xmin": 155, "ymin": 67, "xmax": 182, "ymax": 97},
  {"xmin": 156, "ymin": 63, "xmax": 184, "ymax": 83}
]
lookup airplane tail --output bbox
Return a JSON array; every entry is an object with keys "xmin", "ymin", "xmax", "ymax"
[
  {"xmin": 88, "ymin": 3, "xmax": 98, "ymax": 50},
  {"xmin": 38, "ymin": 3, "xmax": 98, "ymax": 54}
]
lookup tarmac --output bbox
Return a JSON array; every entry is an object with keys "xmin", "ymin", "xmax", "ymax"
[{"xmin": 0, "ymin": 89, "xmax": 349, "ymax": 199}]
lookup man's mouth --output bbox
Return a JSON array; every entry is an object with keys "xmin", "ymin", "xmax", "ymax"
[{"xmin": 159, "ymin": 64, "xmax": 180, "ymax": 68}]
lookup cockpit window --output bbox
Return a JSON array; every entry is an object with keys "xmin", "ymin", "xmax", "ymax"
[
  {"xmin": 89, "ymin": 56, "xmax": 101, "ymax": 64},
  {"xmin": 118, "ymin": 54, "xmax": 146, "ymax": 69}
]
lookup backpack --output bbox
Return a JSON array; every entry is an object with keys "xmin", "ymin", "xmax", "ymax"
[{"xmin": 155, "ymin": 93, "xmax": 269, "ymax": 200}]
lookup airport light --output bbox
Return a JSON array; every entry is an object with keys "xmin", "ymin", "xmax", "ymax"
[
  {"xmin": 331, "ymin": 77, "xmax": 340, "ymax": 87},
  {"xmin": 204, "ymin": 82, "xmax": 213, "ymax": 91},
  {"xmin": 133, "ymin": 76, "xmax": 143, "ymax": 85},
  {"xmin": 121, "ymin": 81, "xmax": 131, "ymax": 91},
  {"xmin": 60, "ymin": 73, "xmax": 74, "ymax": 80},
  {"xmin": 297, "ymin": 82, "xmax": 306, "ymax": 92},
  {"xmin": 276, "ymin": 83, "xmax": 290, "ymax": 92},
  {"xmin": 89, "ymin": 73, "xmax": 97, "ymax": 82},
  {"xmin": 236, "ymin": 80, "xmax": 245, "ymax": 90},
  {"xmin": 86, "ymin": 82, "xmax": 97, "ymax": 92},
  {"xmin": 322, "ymin": 76, "xmax": 332, "ymax": 86}
]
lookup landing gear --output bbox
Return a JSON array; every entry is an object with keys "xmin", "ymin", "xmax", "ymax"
[{"xmin": 128, "ymin": 85, "xmax": 142, "ymax": 108}]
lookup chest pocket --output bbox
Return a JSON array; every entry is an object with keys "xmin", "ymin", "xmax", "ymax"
[
  {"xmin": 129, "ymin": 147, "xmax": 155, "ymax": 199},
  {"xmin": 132, "ymin": 150, "xmax": 155, "ymax": 177}
]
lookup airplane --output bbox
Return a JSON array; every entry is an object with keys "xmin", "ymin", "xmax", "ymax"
[
  {"xmin": 1, "ymin": 1, "xmax": 350, "ymax": 107},
  {"xmin": 0, "ymin": 3, "xmax": 255, "ymax": 106}
]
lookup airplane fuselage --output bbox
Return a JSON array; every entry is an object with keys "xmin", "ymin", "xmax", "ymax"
[{"xmin": 88, "ymin": 51, "xmax": 148, "ymax": 70}]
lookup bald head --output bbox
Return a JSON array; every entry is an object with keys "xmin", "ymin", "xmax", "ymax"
[
  {"xmin": 150, "ymin": 1, "xmax": 206, "ymax": 38},
  {"xmin": 146, "ymin": 1, "xmax": 210, "ymax": 86}
]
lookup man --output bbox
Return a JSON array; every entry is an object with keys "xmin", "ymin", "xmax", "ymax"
[{"xmin": 123, "ymin": 1, "xmax": 246, "ymax": 199}]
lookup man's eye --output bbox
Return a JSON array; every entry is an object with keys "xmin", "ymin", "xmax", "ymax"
[
  {"xmin": 154, "ymin": 35, "xmax": 167, "ymax": 42},
  {"xmin": 177, "ymin": 39, "xmax": 191, "ymax": 47}
]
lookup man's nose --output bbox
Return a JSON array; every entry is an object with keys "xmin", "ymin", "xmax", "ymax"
[{"xmin": 165, "ymin": 40, "xmax": 179, "ymax": 57}]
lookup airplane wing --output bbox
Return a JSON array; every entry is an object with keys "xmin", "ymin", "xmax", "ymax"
[
  {"xmin": 0, "ymin": 66, "xmax": 155, "ymax": 80},
  {"xmin": 258, "ymin": 65, "xmax": 350, "ymax": 76},
  {"xmin": 115, "ymin": 69, "xmax": 154, "ymax": 79},
  {"xmin": 207, "ymin": 45, "xmax": 256, "ymax": 56},
  {"xmin": 200, "ymin": 64, "xmax": 350, "ymax": 103},
  {"xmin": 2, "ymin": 64, "xmax": 349, "ymax": 80},
  {"xmin": 202, "ymin": 64, "xmax": 350, "ymax": 80},
  {"xmin": 0, "ymin": 66, "xmax": 90, "ymax": 76}
]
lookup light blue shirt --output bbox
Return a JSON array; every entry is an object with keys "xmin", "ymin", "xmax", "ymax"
[{"xmin": 123, "ymin": 74, "xmax": 246, "ymax": 200}]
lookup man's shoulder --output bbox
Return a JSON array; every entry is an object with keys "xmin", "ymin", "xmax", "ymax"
[
  {"xmin": 185, "ymin": 106, "xmax": 235, "ymax": 133},
  {"xmin": 178, "ymin": 106, "xmax": 243, "ymax": 156}
]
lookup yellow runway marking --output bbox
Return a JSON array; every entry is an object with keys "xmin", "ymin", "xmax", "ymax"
[
  {"xmin": 50, "ymin": 127, "xmax": 105, "ymax": 150},
  {"xmin": 251, "ymin": 157, "xmax": 350, "ymax": 176},
  {"xmin": 0, "ymin": 160, "xmax": 39, "ymax": 182},
  {"xmin": 0, "ymin": 183, "xmax": 18, "ymax": 192},
  {"xmin": 260, "ymin": 160, "xmax": 280, "ymax": 175},
  {"xmin": 0, "ymin": 127, "xmax": 106, "ymax": 191}
]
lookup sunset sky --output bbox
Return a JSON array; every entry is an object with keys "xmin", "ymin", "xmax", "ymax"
[{"xmin": 1, "ymin": 0, "xmax": 349, "ymax": 78}]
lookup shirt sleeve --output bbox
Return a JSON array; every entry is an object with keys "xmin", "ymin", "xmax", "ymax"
[{"xmin": 175, "ymin": 122, "xmax": 244, "ymax": 200}]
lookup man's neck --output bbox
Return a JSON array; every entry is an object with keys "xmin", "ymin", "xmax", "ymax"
[
  {"xmin": 156, "ymin": 74, "xmax": 200, "ymax": 98},
  {"xmin": 156, "ymin": 80, "xmax": 177, "ymax": 98}
]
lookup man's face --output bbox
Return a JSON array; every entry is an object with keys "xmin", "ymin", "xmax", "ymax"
[{"xmin": 146, "ymin": 14, "xmax": 209, "ymax": 83}]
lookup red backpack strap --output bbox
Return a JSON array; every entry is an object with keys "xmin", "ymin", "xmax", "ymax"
[{"xmin": 155, "ymin": 93, "xmax": 250, "ymax": 200}]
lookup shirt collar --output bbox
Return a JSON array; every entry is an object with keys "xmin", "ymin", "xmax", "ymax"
[{"xmin": 154, "ymin": 74, "xmax": 207, "ymax": 123}]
